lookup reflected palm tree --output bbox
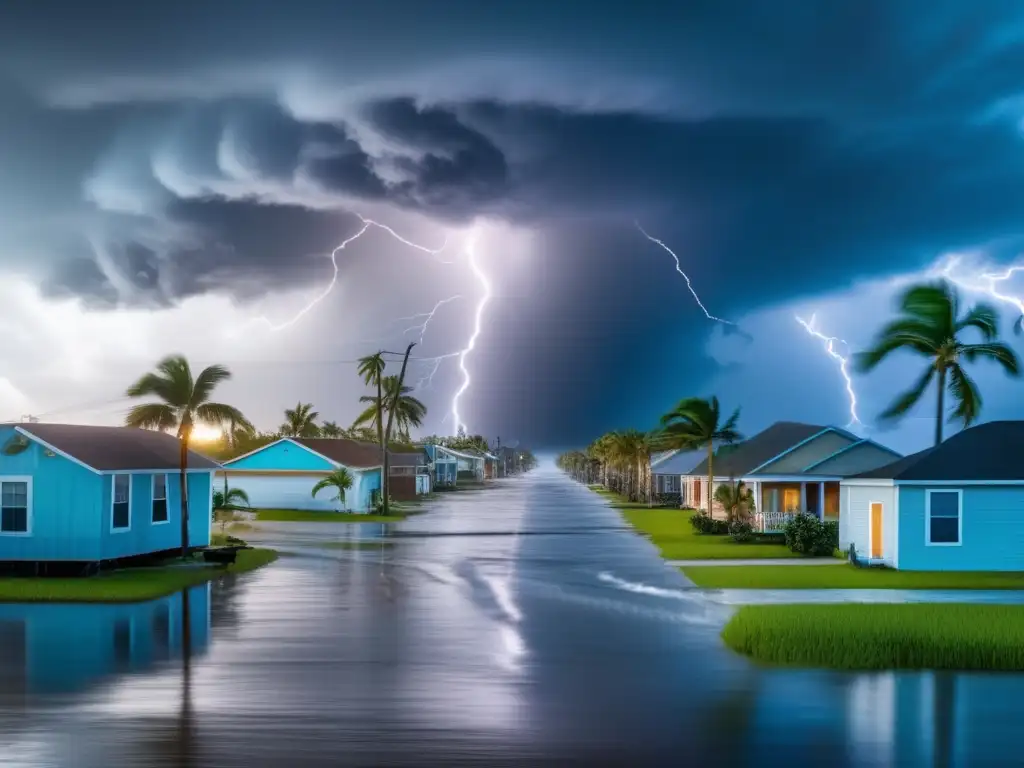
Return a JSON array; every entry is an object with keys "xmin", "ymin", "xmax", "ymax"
[
  {"xmin": 175, "ymin": 588, "xmax": 197, "ymax": 767},
  {"xmin": 933, "ymin": 672, "xmax": 956, "ymax": 768}
]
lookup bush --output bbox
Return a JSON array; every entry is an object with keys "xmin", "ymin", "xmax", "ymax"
[
  {"xmin": 729, "ymin": 521, "xmax": 754, "ymax": 543},
  {"xmin": 783, "ymin": 514, "xmax": 836, "ymax": 556},
  {"xmin": 690, "ymin": 512, "xmax": 730, "ymax": 535}
]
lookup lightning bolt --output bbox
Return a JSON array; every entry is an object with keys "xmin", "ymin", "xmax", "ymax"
[
  {"xmin": 933, "ymin": 254, "xmax": 1024, "ymax": 321},
  {"xmin": 795, "ymin": 314, "xmax": 863, "ymax": 429},
  {"xmin": 242, "ymin": 214, "xmax": 449, "ymax": 333},
  {"xmin": 396, "ymin": 295, "xmax": 463, "ymax": 392},
  {"xmin": 635, "ymin": 221, "xmax": 735, "ymax": 326},
  {"xmin": 451, "ymin": 227, "xmax": 490, "ymax": 435}
]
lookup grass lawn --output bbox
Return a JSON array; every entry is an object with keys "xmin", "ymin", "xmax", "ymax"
[
  {"xmin": 253, "ymin": 508, "xmax": 406, "ymax": 523},
  {"xmin": 618, "ymin": 508, "xmax": 798, "ymax": 560},
  {"xmin": 0, "ymin": 548, "xmax": 278, "ymax": 604},
  {"xmin": 684, "ymin": 564, "xmax": 1024, "ymax": 589},
  {"xmin": 722, "ymin": 604, "xmax": 1024, "ymax": 670}
]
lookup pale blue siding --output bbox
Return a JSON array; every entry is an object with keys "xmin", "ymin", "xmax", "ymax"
[
  {"xmin": 0, "ymin": 584, "xmax": 210, "ymax": 694},
  {"xmin": 897, "ymin": 486, "xmax": 1024, "ymax": 571},
  {"xmin": 98, "ymin": 471, "xmax": 213, "ymax": 560},
  {"xmin": 224, "ymin": 440, "xmax": 335, "ymax": 471},
  {"xmin": 0, "ymin": 425, "xmax": 104, "ymax": 561},
  {"xmin": 0, "ymin": 425, "xmax": 212, "ymax": 562},
  {"xmin": 356, "ymin": 469, "xmax": 382, "ymax": 510}
]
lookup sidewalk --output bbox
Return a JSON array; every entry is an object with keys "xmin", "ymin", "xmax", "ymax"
[{"xmin": 667, "ymin": 558, "xmax": 844, "ymax": 567}]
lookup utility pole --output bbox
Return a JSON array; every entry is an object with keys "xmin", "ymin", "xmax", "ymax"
[{"xmin": 380, "ymin": 342, "xmax": 416, "ymax": 517}]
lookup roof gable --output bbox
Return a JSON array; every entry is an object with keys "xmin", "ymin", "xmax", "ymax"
[
  {"xmin": 14, "ymin": 423, "xmax": 220, "ymax": 472},
  {"xmin": 685, "ymin": 422, "xmax": 835, "ymax": 478},
  {"xmin": 751, "ymin": 428, "xmax": 858, "ymax": 475}
]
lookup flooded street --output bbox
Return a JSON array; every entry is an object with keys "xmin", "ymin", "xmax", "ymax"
[{"xmin": 2, "ymin": 467, "xmax": 1024, "ymax": 766}]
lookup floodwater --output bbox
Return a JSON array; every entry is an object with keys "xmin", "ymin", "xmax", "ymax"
[{"xmin": 2, "ymin": 467, "xmax": 1023, "ymax": 766}]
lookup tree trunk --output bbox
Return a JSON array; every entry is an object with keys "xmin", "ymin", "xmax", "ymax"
[
  {"xmin": 706, "ymin": 441, "xmax": 714, "ymax": 519},
  {"xmin": 376, "ymin": 373, "xmax": 385, "ymax": 509},
  {"xmin": 179, "ymin": 427, "xmax": 192, "ymax": 559},
  {"xmin": 935, "ymin": 366, "xmax": 946, "ymax": 446},
  {"xmin": 382, "ymin": 343, "xmax": 416, "ymax": 516}
]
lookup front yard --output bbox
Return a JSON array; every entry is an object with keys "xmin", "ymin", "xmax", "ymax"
[
  {"xmin": 683, "ymin": 564, "xmax": 1024, "ymax": 589},
  {"xmin": 722, "ymin": 603, "xmax": 1024, "ymax": 670}
]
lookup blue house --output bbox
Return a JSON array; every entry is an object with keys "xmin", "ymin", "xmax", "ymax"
[
  {"xmin": 840, "ymin": 421, "xmax": 1024, "ymax": 570},
  {"xmin": 423, "ymin": 443, "xmax": 485, "ymax": 487},
  {"xmin": 219, "ymin": 438, "xmax": 383, "ymax": 512},
  {"xmin": 0, "ymin": 423, "xmax": 217, "ymax": 563}
]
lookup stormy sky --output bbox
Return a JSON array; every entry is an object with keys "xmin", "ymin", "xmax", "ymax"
[{"xmin": 3, "ymin": 1, "xmax": 1024, "ymax": 452}]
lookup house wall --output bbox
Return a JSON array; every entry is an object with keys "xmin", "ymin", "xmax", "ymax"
[
  {"xmin": 223, "ymin": 440, "xmax": 336, "ymax": 471},
  {"xmin": 840, "ymin": 483, "xmax": 897, "ymax": 565},
  {"xmin": 0, "ymin": 584, "xmax": 210, "ymax": 695},
  {"xmin": 897, "ymin": 486, "xmax": 1024, "ymax": 571},
  {"xmin": 388, "ymin": 475, "xmax": 417, "ymax": 501},
  {"xmin": 0, "ymin": 428, "xmax": 104, "ymax": 561},
  {"xmin": 809, "ymin": 442, "xmax": 902, "ymax": 475},
  {"xmin": 756, "ymin": 431, "xmax": 856, "ymax": 474},
  {"xmin": 99, "ymin": 471, "xmax": 213, "ymax": 560},
  {"xmin": 683, "ymin": 476, "xmax": 730, "ymax": 516},
  {"xmin": 356, "ymin": 469, "xmax": 382, "ymax": 511}
]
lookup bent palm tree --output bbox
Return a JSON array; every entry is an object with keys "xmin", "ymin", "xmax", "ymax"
[
  {"xmin": 125, "ymin": 355, "xmax": 252, "ymax": 557},
  {"xmin": 714, "ymin": 480, "xmax": 755, "ymax": 524},
  {"xmin": 280, "ymin": 402, "xmax": 320, "ymax": 437},
  {"xmin": 354, "ymin": 375, "xmax": 427, "ymax": 439},
  {"xmin": 657, "ymin": 396, "xmax": 742, "ymax": 516},
  {"xmin": 856, "ymin": 280, "xmax": 1021, "ymax": 445},
  {"xmin": 311, "ymin": 468, "xmax": 354, "ymax": 511}
]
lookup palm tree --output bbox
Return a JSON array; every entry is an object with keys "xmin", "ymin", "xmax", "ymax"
[
  {"xmin": 280, "ymin": 402, "xmax": 320, "ymax": 437},
  {"xmin": 125, "ymin": 355, "xmax": 252, "ymax": 557},
  {"xmin": 713, "ymin": 480, "xmax": 755, "ymax": 524},
  {"xmin": 320, "ymin": 421, "xmax": 344, "ymax": 438},
  {"xmin": 856, "ymin": 281, "xmax": 1021, "ymax": 445},
  {"xmin": 312, "ymin": 468, "xmax": 354, "ymax": 511},
  {"xmin": 357, "ymin": 352, "xmax": 387, "ymax": 442},
  {"xmin": 212, "ymin": 487, "xmax": 250, "ymax": 532},
  {"xmin": 355, "ymin": 375, "xmax": 427, "ymax": 439},
  {"xmin": 657, "ymin": 396, "xmax": 742, "ymax": 517}
]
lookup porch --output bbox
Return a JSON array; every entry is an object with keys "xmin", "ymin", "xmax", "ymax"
[{"xmin": 752, "ymin": 478, "xmax": 840, "ymax": 532}]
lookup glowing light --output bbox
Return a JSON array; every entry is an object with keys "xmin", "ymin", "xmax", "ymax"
[
  {"xmin": 189, "ymin": 424, "xmax": 224, "ymax": 442},
  {"xmin": 452, "ymin": 228, "xmax": 491, "ymax": 435},
  {"xmin": 242, "ymin": 214, "xmax": 449, "ymax": 333},
  {"xmin": 400, "ymin": 295, "xmax": 463, "ymax": 344},
  {"xmin": 635, "ymin": 221, "xmax": 735, "ymax": 326},
  {"xmin": 795, "ymin": 313, "xmax": 862, "ymax": 429},
  {"xmin": 933, "ymin": 254, "xmax": 1024, "ymax": 321}
]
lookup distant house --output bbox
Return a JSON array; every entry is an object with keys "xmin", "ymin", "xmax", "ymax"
[
  {"xmin": 650, "ymin": 449, "xmax": 704, "ymax": 504},
  {"xmin": 423, "ymin": 444, "xmax": 485, "ymax": 486},
  {"xmin": 219, "ymin": 438, "xmax": 384, "ymax": 512},
  {"xmin": 389, "ymin": 449, "xmax": 432, "ymax": 497},
  {"xmin": 840, "ymin": 421, "xmax": 1024, "ymax": 571},
  {"xmin": 0, "ymin": 423, "xmax": 217, "ymax": 563},
  {"xmin": 682, "ymin": 422, "xmax": 902, "ymax": 527}
]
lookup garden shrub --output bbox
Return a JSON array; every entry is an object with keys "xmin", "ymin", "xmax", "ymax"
[
  {"xmin": 729, "ymin": 521, "xmax": 754, "ymax": 543},
  {"xmin": 690, "ymin": 512, "xmax": 730, "ymax": 535},
  {"xmin": 783, "ymin": 514, "xmax": 835, "ymax": 556}
]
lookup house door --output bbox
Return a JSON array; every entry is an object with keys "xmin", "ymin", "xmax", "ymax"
[{"xmin": 870, "ymin": 502, "xmax": 883, "ymax": 559}]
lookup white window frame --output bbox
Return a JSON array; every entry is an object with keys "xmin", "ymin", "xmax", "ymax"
[
  {"xmin": 925, "ymin": 488, "xmax": 962, "ymax": 547},
  {"xmin": 111, "ymin": 474, "xmax": 132, "ymax": 533},
  {"xmin": 151, "ymin": 473, "xmax": 169, "ymax": 525},
  {"xmin": 0, "ymin": 476, "xmax": 32, "ymax": 536}
]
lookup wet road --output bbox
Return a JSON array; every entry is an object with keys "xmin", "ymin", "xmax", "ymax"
[{"xmin": 3, "ymin": 467, "xmax": 1024, "ymax": 766}]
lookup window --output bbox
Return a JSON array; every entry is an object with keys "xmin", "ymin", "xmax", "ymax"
[
  {"xmin": 152, "ymin": 474, "xmax": 168, "ymax": 523},
  {"xmin": 0, "ymin": 479, "xmax": 29, "ymax": 534},
  {"xmin": 783, "ymin": 488, "xmax": 801, "ymax": 512},
  {"xmin": 927, "ymin": 489, "xmax": 961, "ymax": 545},
  {"xmin": 112, "ymin": 474, "xmax": 131, "ymax": 531}
]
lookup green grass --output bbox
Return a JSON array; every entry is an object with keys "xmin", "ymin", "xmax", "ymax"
[
  {"xmin": 684, "ymin": 564, "xmax": 1024, "ymax": 589},
  {"xmin": 722, "ymin": 604, "xmax": 1024, "ymax": 670},
  {"xmin": 253, "ymin": 508, "xmax": 406, "ymax": 523},
  {"xmin": 0, "ymin": 548, "xmax": 278, "ymax": 604},
  {"xmin": 617, "ymin": 507, "xmax": 798, "ymax": 560}
]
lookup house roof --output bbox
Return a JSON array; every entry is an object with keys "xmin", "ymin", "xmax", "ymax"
[
  {"xmin": 14, "ymin": 423, "xmax": 221, "ymax": 472},
  {"xmin": 686, "ymin": 422, "xmax": 838, "ymax": 478},
  {"xmin": 651, "ymin": 449, "xmax": 704, "ymax": 475},
  {"xmin": 389, "ymin": 450, "xmax": 427, "ymax": 467},
  {"xmin": 849, "ymin": 421, "xmax": 1024, "ymax": 481},
  {"xmin": 290, "ymin": 438, "xmax": 383, "ymax": 469}
]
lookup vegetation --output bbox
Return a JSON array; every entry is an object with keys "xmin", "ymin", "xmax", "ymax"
[
  {"xmin": 721, "ymin": 604, "xmax": 1024, "ymax": 670},
  {"xmin": 856, "ymin": 280, "xmax": 1020, "ymax": 445},
  {"xmin": 355, "ymin": 374, "xmax": 427, "ymax": 444},
  {"xmin": 253, "ymin": 509, "xmax": 406, "ymax": 523},
  {"xmin": 684, "ymin": 564, "xmax": 1024, "ymax": 589},
  {"xmin": 619, "ymin": 507, "xmax": 797, "ymax": 560},
  {"xmin": 311, "ymin": 468, "xmax": 355, "ymax": 510},
  {"xmin": 212, "ymin": 486, "xmax": 251, "ymax": 532},
  {"xmin": 125, "ymin": 355, "xmax": 253, "ymax": 558},
  {"xmin": 0, "ymin": 548, "xmax": 278, "ymax": 603},
  {"xmin": 783, "ymin": 514, "xmax": 839, "ymax": 556},
  {"xmin": 280, "ymin": 401, "xmax": 321, "ymax": 437},
  {"xmin": 713, "ymin": 480, "xmax": 754, "ymax": 524}
]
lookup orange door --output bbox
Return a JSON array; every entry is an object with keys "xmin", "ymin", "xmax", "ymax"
[{"xmin": 870, "ymin": 502, "xmax": 883, "ymax": 559}]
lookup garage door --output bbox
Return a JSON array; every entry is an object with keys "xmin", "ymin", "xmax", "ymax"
[{"xmin": 229, "ymin": 474, "xmax": 340, "ymax": 512}]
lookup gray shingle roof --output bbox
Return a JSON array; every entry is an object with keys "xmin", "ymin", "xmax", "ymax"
[
  {"xmin": 291, "ymin": 438, "xmax": 383, "ymax": 469},
  {"xmin": 17, "ymin": 423, "xmax": 220, "ymax": 471},
  {"xmin": 651, "ymin": 449, "xmax": 705, "ymax": 475},
  {"xmin": 850, "ymin": 421, "xmax": 1024, "ymax": 481},
  {"xmin": 686, "ymin": 422, "xmax": 833, "ymax": 477}
]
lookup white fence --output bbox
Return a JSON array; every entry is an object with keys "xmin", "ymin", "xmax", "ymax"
[{"xmin": 755, "ymin": 511, "xmax": 798, "ymax": 533}]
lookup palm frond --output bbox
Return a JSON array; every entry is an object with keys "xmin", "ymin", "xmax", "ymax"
[
  {"xmin": 961, "ymin": 342, "xmax": 1021, "ymax": 376},
  {"xmin": 195, "ymin": 403, "xmax": 254, "ymax": 432},
  {"xmin": 124, "ymin": 403, "xmax": 178, "ymax": 431},
  {"xmin": 190, "ymin": 363, "xmax": 232, "ymax": 407},
  {"xmin": 947, "ymin": 365, "xmax": 983, "ymax": 428},
  {"xmin": 878, "ymin": 365, "xmax": 934, "ymax": 422}
]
